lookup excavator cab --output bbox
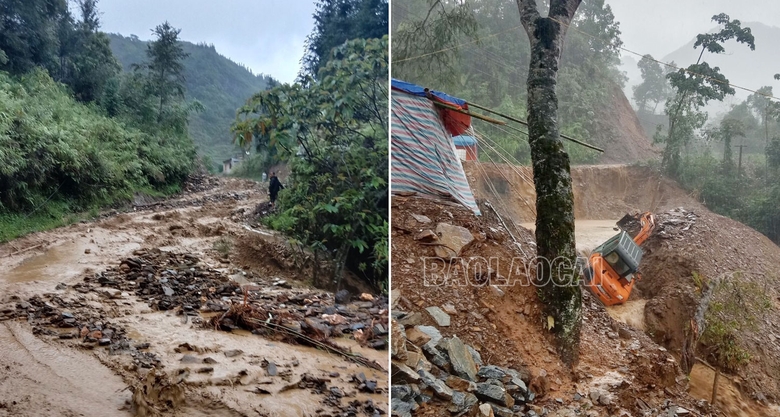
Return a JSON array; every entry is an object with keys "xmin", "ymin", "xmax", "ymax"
[{"xmin": 583, "ymin": 213, "xmax": 654, "ymax": 306}]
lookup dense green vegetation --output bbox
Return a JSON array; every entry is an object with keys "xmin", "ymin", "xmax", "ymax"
[
  {"xmin": 108, "ymin": 33, "xmax": 278, "ymax": 168},
  {"xmin": 392, "ymin": 0, "xmax": 621, "ymax": 164},
  {"xmin": 234, "ymin": 0, "xmax": 389, "ymax": 291},
  {"xmin": 0, "ymin": 0, "xmax": 196, "ymax": 241},
  {"xmin": 301, "ymin": 0, "xmax": 388, "ymax": 77}
]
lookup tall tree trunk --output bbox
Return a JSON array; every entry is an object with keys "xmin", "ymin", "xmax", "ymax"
[{"xmin": 517, "ymin": 0, "xmax": 582, "ymax": 366}]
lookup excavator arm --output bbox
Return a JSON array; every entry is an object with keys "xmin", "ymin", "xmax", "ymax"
[{"xmin": 616, "ymin": 212, "xmax": 656, "ymax": 245}]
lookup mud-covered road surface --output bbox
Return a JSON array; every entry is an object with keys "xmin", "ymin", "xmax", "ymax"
[{"xmin": 0, "ymin": 176, "xmax": 388, "ymax": 417}]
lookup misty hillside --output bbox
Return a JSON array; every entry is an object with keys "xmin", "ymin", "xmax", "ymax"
[
  {"xmin": 108, "ymin": 33, "xmax": 277, "ymax": 168},
  {"xmin": 661, "ymin": 21, "xmax": 780, "ymax": 111}
]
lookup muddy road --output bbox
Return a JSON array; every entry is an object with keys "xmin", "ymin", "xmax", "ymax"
[{"xmin": 0, "ymin": 176, "xmax": 388, "ymax": 417}]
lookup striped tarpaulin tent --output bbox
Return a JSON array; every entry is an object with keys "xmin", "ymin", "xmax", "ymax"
[{"xmin": 391, "ymin": 91, "xmax": 480, "ymax": 215}]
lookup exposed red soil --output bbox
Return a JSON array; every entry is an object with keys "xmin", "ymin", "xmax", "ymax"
[{"xmin": 391, "ymin": 194, "xmax": 713, "ymax": 416}]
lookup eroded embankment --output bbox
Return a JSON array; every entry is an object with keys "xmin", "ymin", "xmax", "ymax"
[{"xmin": 463, "ymin": 163, "xmax": 703, "ymax": 223}]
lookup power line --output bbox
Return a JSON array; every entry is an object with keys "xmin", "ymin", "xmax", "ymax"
[
  {"xmin": 392, "ymin": 4, "xmax": 523, "ymax": 64},
  {"xmin": 546, "ymin": 15, "xmax": 780, "ymax": 102},
  {"xmin": 393, "ymin": 3, "xmax": 780, "ymax": 102}
]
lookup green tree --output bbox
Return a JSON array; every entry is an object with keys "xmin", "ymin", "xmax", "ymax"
[
  {"xmin": 0, "ymin": 0, "xmax": 69, "ymax": 75},
  {"xmin": 68, "ymin": 0, "xmax": 121, "ymax": 103},
  {"xmin": 234, "ymin": 37, "xmax": 388, "ymax": 291},
  {"xmin": 632, "ymin": 54, "xmax": 671, "ymax": 114},
  {"xmin": 660, "ymin": 14, "xmax": 754, "ymax": 178},
  {"xmin": 746, "ymin": 86, "xmax": 780, "ymax": 148},
  {"xmin": 768, "ymin": 137, "xmax": 780, "ymax": 173},
  {"xmin": 713, "ymin": 118, "xmax": 746, "ymax": 169},
  {"xmin": 517, "ymin": 0, "xmax": 583, "ymax": 366},
  {"xmin": 391, "ymin": 0, "xmax": 479, "ymax": 84},
  {"xmin": 142, "ymin": 22, "xmax": 189, "ymax": 121},
  {"xmin": 301, "ymin": 0, "xmax": 388, "ymax": 77}
]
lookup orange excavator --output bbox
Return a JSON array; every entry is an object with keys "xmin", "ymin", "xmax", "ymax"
[{"xmin": 582, "ymin": 212, "xmax": 655, "ymax": 306}]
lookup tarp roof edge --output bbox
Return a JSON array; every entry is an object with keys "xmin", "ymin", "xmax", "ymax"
[{"xmin": 391, "ymin": 78, "xmax": 467, "ymax": 107}]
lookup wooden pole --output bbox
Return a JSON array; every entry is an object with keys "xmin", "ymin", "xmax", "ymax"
[
  {"xmin": 734, "ymin": 144, "xmax": 747, "ymax": 174},
  {"xmin": 467, "ymin": 101, "xmax": 604, "ymax": 152},
  {"xmin": 712, "ymin": 368, "xmax": 720, "ymax": 405},
  {"xmin": 433, "ymin": 100, "xmax": 605, "ymax": 153},
  {"xmin": 431, "ymin": 101, "xmax": 506, "ymax": 125}
]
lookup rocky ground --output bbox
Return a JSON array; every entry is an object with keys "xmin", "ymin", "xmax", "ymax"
[
  {"xmin": 389, "ymin": 191, "xmax": 780, "ymax": 417},
  {"xmin": 637, "ymin": 207, "xmax": 780, "ymax": 413},
  {"xmin": 0, "ymin": 175, "xmax": 388, "ymax": 417}
]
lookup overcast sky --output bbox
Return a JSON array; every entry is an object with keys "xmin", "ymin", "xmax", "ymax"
[
  {"xmin": 97, "ymin": 0, "xmax": 317, "ymax": 83},
  {"xmin": 607, "ymin": 0, "xmax": 780, "ymax": 60}
]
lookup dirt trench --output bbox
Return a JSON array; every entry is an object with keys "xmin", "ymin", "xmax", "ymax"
[{"xmin": 0, "ymin": 176, "xmax": 388, "ymax": 417}]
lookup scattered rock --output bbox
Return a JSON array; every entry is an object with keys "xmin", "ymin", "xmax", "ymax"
[
  {"xmin": 392, "ymin": 362, "xmax": 420, "ymax": 384},
  {"xmin": 391, "ymin": 320, "xmax": 408, "ymax": 360},
  {"xmin": 224, "ymin": 349, "xmax": 243, "ymax": 358},
  {"xmin": 434, "ymin": 223, "xmax": 475, "ymax": 258},
  {"xmin": 405, "ymin": 326, "xmax": 432, "ymax": 346},
  {"xmin": 415, "ymin": 325, "xmax": 442, "ymax": 345},
  {"xmin": 414, "ymin": 229, "xmax": 437, "ymax": 242},
  {"xmin": 477, "ymin": 365, "xmax": 506, "ymax": 380},
  {"xmin": 180, "ymin": 354, "xmax": 199, "ymax": 364},
  {"xmin": 425, "ymin": 306, "xmax": 451, "ymax": 327},
  {"xmin": 448, "ymin": 391, "xmax": 479, "ymax": 415},
  {"xmin": 411, "ymin": 213, "xmax": 432, "ymax": 224},
  {"xmin": 477, "ymin": 403, "xmax": 495, "ymax": 417},
  {"xmin": 447, "ymin": 336, "xmax": 478, "ymax": 381},
  {"xmin": 441, "ymin": 303, "xmax": 457, "ymax": 315},
  {"xmin": 419, "ymin": 370, "xmax": 453, "ymax": 400},
  {"xmin": 475, "ymin": 382, "xmax": 511, "ymax": 407},
  {"xmin": 489, "ymin": 285, "xmax": 505, "ymax": 298}
]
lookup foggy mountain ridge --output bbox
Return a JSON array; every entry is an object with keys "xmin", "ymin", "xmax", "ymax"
[{"xmin": 622, "ymin": 21, "xmax": 780, "ymax": 117}]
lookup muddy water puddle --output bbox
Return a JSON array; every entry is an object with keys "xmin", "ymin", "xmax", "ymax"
[
  {"xmin": 1, "ymin": 228, "xmax": 140, "ymax": 285},
  {"xmin": 3, "ymin": 240, "xmax": 91, "ymax": 283},
  {"xmin": 121, "ymin": 311, "xmax": 387, "ymax": 416},
  {"xmin": 605, "ymin": 299, "xmax": 647, "ymax": 330}
]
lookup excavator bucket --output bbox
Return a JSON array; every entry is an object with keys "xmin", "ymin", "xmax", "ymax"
[{"xmin": 617, "ymin": 213, "xmax": 643, "ymax": 238}]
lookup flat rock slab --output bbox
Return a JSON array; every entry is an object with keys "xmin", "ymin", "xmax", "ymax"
[
  {"xmin": 448, "ymin": 335, "xmax": 478, "ymax": 381},
  {"xmin": 416, "ymin": 325, "xmax": 443, "ymax": 344},
  {"xmin": 425, "ymin": 306, "xmax": 451, "ymax": 327},
  {"xmin": 434, "ymin": 223, "xmax": 474, "ymax": 259},
  {"xmin": 477, "ymin": 365, "xmax": 507, "ymax": 380},
  {"xmin": 475, "ymin": 382, "xmax": 511, "ymax": 407}
]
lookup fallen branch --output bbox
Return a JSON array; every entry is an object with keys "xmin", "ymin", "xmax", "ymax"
[
  {"xmin": 242, "ymin": 317, "xmax": 385, "ymax": 371},
  {"xmin": 5, "ymin": 243, "xmax": 45, "ymax": 258}
]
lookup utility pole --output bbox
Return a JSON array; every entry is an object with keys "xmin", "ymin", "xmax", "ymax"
[{"xmin": 734, "ymin": 144, "xmax": 747, "ymax": 174}]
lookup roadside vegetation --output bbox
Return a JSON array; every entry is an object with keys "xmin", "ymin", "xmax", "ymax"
[
  {"xmin": 701, "ymin": 276, "xmax": 772, "ymax": 371},
  {"xmin": 232, "ymin": 0, "xmax": 389, "ymax": 292},
  {"xmin": 0, "ymin": 0, "xmax": 197, "ymax": 241}
]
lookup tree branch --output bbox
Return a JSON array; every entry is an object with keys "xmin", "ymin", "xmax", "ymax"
[
  {"xmin": 515, "ymin": 0, "xmax": 540, "ymax": 36},
  {"xmin": 549, "ymin": 0, "xmax": 582, "ymax": 37}
]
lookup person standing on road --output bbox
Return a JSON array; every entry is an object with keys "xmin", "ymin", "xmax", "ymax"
[{"xmin": 269, "ymin": 171, "xmax": 284, "ymax": 207}]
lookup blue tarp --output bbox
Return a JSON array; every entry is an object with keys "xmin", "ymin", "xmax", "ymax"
[
  {"xmin": 453, "ymin": 135, "xmax": 477, "ymax": 146},
  {"xmin": 391, "ymin": 79, "xmax": 467, "ymax": 106}
]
